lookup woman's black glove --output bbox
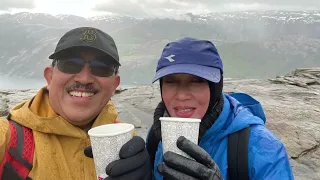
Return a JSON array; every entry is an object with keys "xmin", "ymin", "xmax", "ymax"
[
  {"xmin": 158, "ymin": 136, "xmax": 222, "ymax": 180},
  {"xmin": 84, "ymin": 136, "xmax": 152, "ymax": 180}
]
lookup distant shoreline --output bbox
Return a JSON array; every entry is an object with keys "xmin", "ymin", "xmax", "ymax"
[{"xmin": 0, "ymin": 75, "xmax": 138, "ymax": 90}]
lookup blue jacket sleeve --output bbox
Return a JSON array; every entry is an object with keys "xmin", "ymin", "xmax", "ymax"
[{"xmin": 249, "ymin": 136, "xmax": 294, "ymax": 180}]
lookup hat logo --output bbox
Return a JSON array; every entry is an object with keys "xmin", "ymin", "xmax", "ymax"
[
  {"xmin": 164, "ymin": 54, "xmax": 175, "ymax": 62},
  {"xmin": 80, "ymin": 28, "xmax": 97, "ymax": 43}
]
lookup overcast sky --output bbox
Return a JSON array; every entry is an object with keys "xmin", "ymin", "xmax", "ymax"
[{"xmin": 1, "ymin": 0, "xmax": 320, "ymax": 18}]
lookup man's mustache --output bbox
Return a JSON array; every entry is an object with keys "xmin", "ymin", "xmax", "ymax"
[{"xmin": 67, "ymin": 83, "xmax": 99, "ymax": 93}]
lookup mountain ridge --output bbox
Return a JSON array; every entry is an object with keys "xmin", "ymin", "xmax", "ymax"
[{"xmin": 0, "ymin": 11, "xmax": 320, "ymax": 86}]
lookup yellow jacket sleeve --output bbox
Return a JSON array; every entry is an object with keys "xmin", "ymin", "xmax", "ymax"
[{"xmin": 0, "ymin": 117, "xmax": 10, "ymax": 163}]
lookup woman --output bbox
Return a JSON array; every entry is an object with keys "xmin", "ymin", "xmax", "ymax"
[{"xmin": 146, "ymin": 37, "xmax": 294, "ymax": 180}]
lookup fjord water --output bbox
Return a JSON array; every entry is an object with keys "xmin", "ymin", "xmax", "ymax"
[
  {"xmin": 0, "ymin": 75, "xmax": 136, "ymax": 90},
  {"xmin": 0, "ymin": 75, "xmax": 46, "ymax": 89}
]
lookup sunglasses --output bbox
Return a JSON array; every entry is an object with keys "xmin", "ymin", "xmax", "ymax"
[{"xmin": 54, "ymin": 57, "xmax": 117, "ymax": 77}]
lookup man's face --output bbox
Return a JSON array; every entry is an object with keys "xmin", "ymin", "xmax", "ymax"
[{"xmin": 44, "ymin": 49, "xmax": 120, "ymax": 128}]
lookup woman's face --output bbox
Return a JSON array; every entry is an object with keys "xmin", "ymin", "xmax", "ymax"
[{"xmin": 161, "ymin": 73, "xmax": 210, "ymax": 119}]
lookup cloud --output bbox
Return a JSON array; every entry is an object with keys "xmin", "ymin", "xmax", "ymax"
[
  {"xmin": 93, "ymin": 0, "xmax": 210, "ymax": 17},
  {"xmin": 93, "ymin": 0, "xmax": 320, "ymax": 17},
  {"xmin": 197, "ymin": 0, "xmax": 320, "ymax": 11},
  {"xmin": 94, "ymin": 0, "xmax": 149, "ymax": 17},
  {"xmin": 176, "ymin": 0, "xmax": 320, "ymax": 7},
  {"xmin": 0, "ymin": 0, "xmax": 35, "ymax": 10}
]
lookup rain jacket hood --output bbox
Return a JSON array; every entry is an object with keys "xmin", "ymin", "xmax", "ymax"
[{"xmin": 150, "ymin": 92, "xmax": 294, "ymax": 180}]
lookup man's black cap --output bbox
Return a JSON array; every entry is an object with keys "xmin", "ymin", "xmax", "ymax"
[{"xmin": 49, "ymin": 27, "xmax": 120, "ymax": 65}]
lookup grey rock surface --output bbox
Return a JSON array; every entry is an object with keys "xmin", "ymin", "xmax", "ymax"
[{"xmin": 1, "ymin": 68, "xmax": 320, "ymax": 180}]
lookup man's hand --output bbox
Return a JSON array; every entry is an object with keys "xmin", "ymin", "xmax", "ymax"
[
  {"xmin": 157, "ymin": 136, "xmax": 222, "ymax": 180},
  {"xmin": 84, "ymin": 136, "xmax": 152, "ymax": 180}
]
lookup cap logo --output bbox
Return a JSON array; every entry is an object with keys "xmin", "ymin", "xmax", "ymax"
[
  {"xmin": 80, "ymin": 28, "xmax": 97, "ymax": 43},
  {"xmin": 164, "ymin": 54, "xmax": 175, "ymax": 62}
]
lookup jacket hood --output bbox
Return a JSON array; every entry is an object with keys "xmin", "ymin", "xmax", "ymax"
[
  {"xmin": 152, "ymin": 92, "xmax": 293, "ymax": 180},
  {"xmin": 201, "ymin": 92, "xmax": 266, "ymax": 142},
  {"xmin": 8, "ymin": 87, "xmax": 118, "ymax": 139}
]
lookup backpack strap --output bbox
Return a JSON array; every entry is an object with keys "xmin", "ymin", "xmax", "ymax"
[
  {"xmin": 227, "ymin": 127, "xmax": 250, "ymax": 180},
  {"xmin": 0, "ymin": 114, "xmax": 34, "ymax": 180}
]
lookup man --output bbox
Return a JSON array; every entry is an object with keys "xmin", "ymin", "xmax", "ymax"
[{"xmin": 0, "ymin": 27, "xmax": 150, "ymax": 180}]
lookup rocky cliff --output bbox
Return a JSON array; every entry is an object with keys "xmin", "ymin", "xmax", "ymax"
[{"xmin": 1, "ymin": 67, "xmax": 320, "ymax": 180}]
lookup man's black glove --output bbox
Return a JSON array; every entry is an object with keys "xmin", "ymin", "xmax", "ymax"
[
  {"xmin": 84, "ymin": 136, "xmax": 152, "ymax": 180},
  {"xmin": 158, "ymin": 136, "xmax": 222, "ymax": 180}
]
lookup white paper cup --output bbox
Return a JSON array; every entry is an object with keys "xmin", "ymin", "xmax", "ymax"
[
  {"xmin": 88, "ymin": 123, "xmax": 134, "ymax": 180},
  {"xmin": 160, "ymin": 117, "xmax": 201, "ymax": 159}
]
